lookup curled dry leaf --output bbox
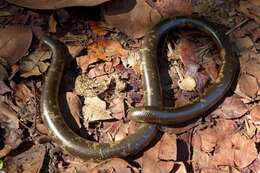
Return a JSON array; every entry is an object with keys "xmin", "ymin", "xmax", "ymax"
[
  {"xmin": 20, "ymin": 49, "xmax": 51, "ymax": 78},
  {"xmin": 77, "ymin": 40, "xmax": 128, "ymax": 72},
  {"xmin": 220, "ymin": 95, "xmax": 248, "ymax": 119},
  {"xmin": 75, "ymin": 74, "xmax": 111, "ymax": 97},
  {"xmin": 5, "ymin": 144, "xmax": 46, "ymax": 173},
  {"xmin": 82, "ymin": 96, "xmax": 111, "ymax": 122},
  {"xmin": 102, "ymin": 0, "xmax": 162, "ymax": 38},
  {"xmin": 155, "ymin": 0, "xmax": 192, "ymax": 17},
  {"xmin": 89, "ymin": 158, "xmax": 138, "ymax": 173},
  {"xmin": 66, "ymin": 92, "xmax": 82, "ymax": 128},
  {"xmin": 0, "ymin": 99, "xmax": 22, "ymax": 158},
  {"xmin": 6, "ymin": 0, "xmax": 111, "ymax": 9},
  {"xmin": 0, "ymin": 25, "xmax": 32, "ymax": 65}
]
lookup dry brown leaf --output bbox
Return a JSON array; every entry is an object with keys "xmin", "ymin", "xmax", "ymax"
[
  {"xmin": 249, "ymin": 105, "xmax": 260, "ymax": 124},
  {"xmin": 20, "ymin": 49, "xmax": 51, "ymax": 78},
  {"xmin": 5, "ymin": 144, "xmax": 46, "ymax": 173},
  {"xmin": 0, "ymin": 64, "xmax": 8, "ymax": 81},
  {"xmin": 66, "ymin": 92, "xmax": 82, "ymax": 128},
  {"xmin": 82, "ymin": 96, "xmax": 111, "ymax": 122},
  {"xmin": 102, "ymin": 0, "xmax": 162, "ymax": 38},
  {"xmin": 89, "ymin": 158, "xmax": 138, "ymax": 173},
  {"xmin": 67, "ymin": 45, "xmax": 84, "ymax": 58},
  {"xmin": 0, "ymin": 25, "xmax": 32, "ymax": 65},
  {"xmin": 49, "ymin": 14, "xmax": 57, "ymax": 33},
  {"xmin": 109, "ymin": 96, "xmax": 125, "ymax": 120},
  {"xmin": 0, "ymin": 99, "xmax": 22, "ymax": 158},
  {"xmin": 0, "ymin": 80, "xmax": 11, "ymax": 95},
  {"xmin": 238, "ymin": 74, "xmax": 258, "ymax": 98},
  {"xmin": 14, "ymin": 83, "xmax": 34, "ymax": 105},
  {"xmin": 235, "ymin": 36, "xmax": 254, "ymax": 51},
  {"xmin": 142, "ymin": 133, "xmax": 177, "ymax": 173},
  {"xmin": 87, "ymin": 62, "xmax": 114, "ymax": 78},
  {"xmin": 158, "ymin": 133, "xmax": 177, "ymax": 161},
  {"xmin": 6, "ymin": 0, "xmax": 111, "ymax": 9},
  {"xmin": 77, "ymin": 40, "xmax": 127, "ymax": 72},
  {"xmin": 89, "ymin": 21, "xmax": 109, "ymax": 36},
  {"xmin": 155, "ymin": 0, "xmax": 192, "ymax": 17},
  {"xmin": 237, "ymin": 0, "xmax": 260, "ymax": 24},
  {"xmin": 220, "ymin": 95, "xmax": 248, "ymax": 119},
  {"xmin": 243, "ymin": 53, "xmax": 260, "ymax": 83}
]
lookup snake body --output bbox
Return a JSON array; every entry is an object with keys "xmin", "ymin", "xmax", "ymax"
[
  {"xmin": 128, "ymin": 17, "xmax": 239, "ymax": 125},
  {"xmin": 40, "ymin": 17, "xmax": 238, "ymax": 159}
]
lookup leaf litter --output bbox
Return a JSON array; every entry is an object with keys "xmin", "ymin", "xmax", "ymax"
[{"xmin": 0, "ymin": 1, "xmax": 259, "ymax": 173}]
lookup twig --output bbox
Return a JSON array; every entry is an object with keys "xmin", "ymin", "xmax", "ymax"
[{"xmin": 225, "ymin": 18, "xmax": 250, "ymax": 35}]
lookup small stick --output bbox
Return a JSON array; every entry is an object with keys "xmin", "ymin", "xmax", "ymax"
[{"xmin": 225, "ymin": 18, "xmax": 250, "ymax": 35}]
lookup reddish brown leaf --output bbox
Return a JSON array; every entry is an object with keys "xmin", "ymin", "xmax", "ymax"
[
  {"xmin": 109, "ymin": 96, "xmax": 125, "ymax": 120},
  {"xmin": 89, "ymin": 20, "xmax": 109, "ymax": 36},
  {"xmin": 66, "ymin": 92, "xmax": 82, "ymax": 128},
  {"xmin": 158, "ymin": 133, "xmax": 177, "ymax": 161},
  {"xmin": 238, "ymin": 74, "xmax": 258, "ymax": 98},
  {"xmin": 155, "ymin": 0, "xmax": 192, "ymax": 17},
  {"xmin": 14, "ymin": 83, "xmax": 34, "ymax": 105},
  {"xmin": 5, "ymin": 144, "xmax": 46, "ymax": 173},
  {"xmin": 237, "ymin": 0, "xmax": 260, "ymax": 24},
  {"xmin": 220, "ymin": 95, "xmax": 248, "ymax": 119},
  {"xmin": 0, "ymin": 25, "xmax": 32, "ymax": 65},
  {"xmin": 102, "ymin": 0, "xmax": 162, "ymax": 38},
  {"xmin": 250, "ymin": 105, "xmax": 260, "ymax": 124}
]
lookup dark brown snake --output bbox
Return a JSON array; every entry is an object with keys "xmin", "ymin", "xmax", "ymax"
[{"xmin": 40, "ymin": 17, "xmax": 239, "ymax": 159}]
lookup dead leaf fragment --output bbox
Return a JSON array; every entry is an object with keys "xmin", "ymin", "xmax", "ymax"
[
  {"xmin": 158, "ymin": 133, "xmax": 177, "ymax": 161},
  {"xmin": 220, "ymin": 96, "xmax": 248, "ymax": 119},
  {"xmin": 102, "ymin": 0, "xmax": 162, "ymax": 38},
  {"xmin": 49, "ymin": 15, "xmax": 57, "ymax": 33},
  {"xmin": 20, "ymin": 49, "xmax": 51, "ymax": 78},
  {"xmin": 0, "ymin": 25, "xmax": 32, "ymax": 65},
  {"xmin": 6, "ymin": 0, "xmax": 111, "ymax": 9},
  {"xmin": 89, "ymin": 20, "xmax": 109, "ymax": 36},
  {"xmin": 82, "ymin": 96, "xmax": 111, "ymax": 122},
  {"xmin": 109, "ymin": 97, "xmax": 125, "ymax": 120},
  {"xmin": 250, "ymin": 105, "xmax": 260, "ymax": 123},
  {"xmin": 0, "ymin": 81, "xmax": 11, "ymax": 95},
  {"xmin": 5, "ymin": 144, "xmax": 46, "ymax": 173},
  {"xmin": 238, "ymin": 74, "xmax": 258, "ymax": 98},
  {"xmin": 66, "ymin": 92, "xmax": 82, "ymax": 128},
  {"xmin": 235, "ymin": 36, "xmax": 254, "ymax": 51},
  {"xmin": 155, "ymin": 0, "xmax": 192, "ymax": 17},
  {"xmin": 14, "ymin": 83, "xmax": 34, "ymax": 105},
  {"xmin": 90, "ymin": 158, "xmax": 138, "ymax": 173},
  {"xmin": 237, "ymin": 0, "xmax": 260, "ymax": 24}
]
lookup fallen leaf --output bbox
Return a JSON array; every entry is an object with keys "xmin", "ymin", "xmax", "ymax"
[
  {"xmin": 14, "ymin": 83, "xmax": 34, "ymax": 105},
  {"xmin": 5, "ymin": 144, "xmax": 46, "ymax": 173},
  {"xmin": 20, "ymin": 49, "xmax": 51, "ymax": 78},
  {"xmin": 75, "ymin": 74, "xmax": 111, "ymax": 97},
  {"xmin": 238, "ymin": 73, "xmax": 258, "ymax": 98},
  {"xmin": 237, "ymin": 0, "xmax": 260, "ymax": 24},
  {"xmin": 220, "ymin": 95, "xmax": 248, "ymax": 119},
  {"xmin": 0, "ymin": 81, "xmax": 11, "ymax": 95},
  {"xmin": 158, "ymin": 133, "xmax": 177, "ymax": 161},
  {"xmin": 77, "ymin": 40, "xmax": 127, "ymax": 72},
  {"xmin": 49, "ymin": 14, "xmax": 57, "ymax": 33},
  {"xmin": 82, "ymin": 96, "xmax": 111, "ymax": 122},
  {"xmin": 0, "ymin": 25, "xmax": 32, "ymax": 65},
  {"xmin": 109, "ymin": 96, "xmax": 125, "ymax": 120},
  {"xmin": 87, "ymin": 62, "xmax": 114, "ymax": 78},
  {"xmin": 155, "ymin": 0, "xmax": 192, "ymax": 17},
  {"xmin": 248, "ymin": 154, "xmax": 260, "ymax": 173},
  {"xmin": 89, "ymin": 158, "xmax": 138, "ymax": 173},
  {"xmin": 6, "ymin": 0, "xmax": 111, "ymax": 9},
  {"xmin": 142, "ymin": 133, "xmax": 177, "ymax": 173},
  {"xmin": 0, "ymin": 100, "xmax": 22, "ymax": 158},
  {"xmin": 89, "ymin": 20, "xmax": 109, "ymax": 36},
  {"xmin": 66, "ymin": 92, "xmax": 82, "ymax": 128},
  {"xmin": 249, "ymin": 105, "xmax": 260, "ymax": 124},
  {"xmin": 67, "ymin": 45, "xmax": 84, "ymax": 58},
  {"xmin": 102, "ymin": 0, "xmax": 162, "ymax": 38},
  {"xmin": 235, "ymin": 36, "xmax": 254, "ymax": 51}
]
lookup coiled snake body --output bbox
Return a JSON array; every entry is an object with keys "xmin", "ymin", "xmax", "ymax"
[{"xmin": 40, "ymin": 17, "xmax": 239, "ymax": 159}]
